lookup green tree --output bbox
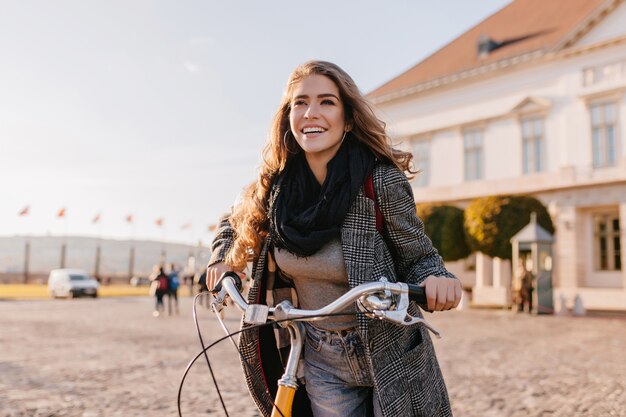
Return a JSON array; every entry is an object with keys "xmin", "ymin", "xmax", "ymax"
[
  {"xmin": 464, "ymin": 195, "xmax": 555, "ymax": 260},
  {"xmin": 416, "ymin": 204, "xmax": 471, "ymax": 262}
]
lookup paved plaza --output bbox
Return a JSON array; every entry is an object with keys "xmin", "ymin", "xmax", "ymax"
[{"xmin": 1, "ymin": 296, "xmax": 624, "ymax": 416}]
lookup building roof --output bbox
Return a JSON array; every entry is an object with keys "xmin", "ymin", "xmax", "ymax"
[
  {"xmin": 511, "ymin": 213, "xmax": 554, "ymax": 244},
  {"xmin": 368, "ymin": 0, "xmax": 613, "ymax": 101}
]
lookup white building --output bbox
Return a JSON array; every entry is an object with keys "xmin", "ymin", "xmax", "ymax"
[{"xmin": 369, "ymin": 0, "xmax": 626, "ymax": 311}]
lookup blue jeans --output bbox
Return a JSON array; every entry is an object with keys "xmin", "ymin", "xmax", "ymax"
[{"xmin": 303, "ymin": 323, "xmax": 383, "ymax": 417}]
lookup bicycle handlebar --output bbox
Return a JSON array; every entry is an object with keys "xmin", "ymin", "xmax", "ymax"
[
  {"xmin": 216, "ymin": 272, "xmax": 428, "ymax": 309},
  {"xmin": 212, "ymin": 272, "xmax": 441, "ymax": 338},
  {"xmin": 214, "ymin": 271, "xmax": 248, "ymax": 311},
  {"xmin": 272, "ymin": 281, "xmax": 424, "ymax": 321}
]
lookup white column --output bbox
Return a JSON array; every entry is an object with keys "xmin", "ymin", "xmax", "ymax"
[
  {"xmin": 475, "ymin": 252, "xmax": 484, "ymax": 288},
  {"xmin": 475, "ymin": 252, "xmax": 493, "ymax": 287},
  {"xmin": 555, "ymin": 205, "xmax": 579, "ymax": 289},
  {"xmin": 493, "ymin": 257, "xmax": 512, "ymax": 305},
  {"xmin": 493, "ymin": 257, "xmax": 503, "ymax": 288}
]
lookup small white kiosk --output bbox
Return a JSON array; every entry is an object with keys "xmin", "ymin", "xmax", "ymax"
[{"xmin": 510, "ymin": 213, "xmax": 554, "ymax": 314}]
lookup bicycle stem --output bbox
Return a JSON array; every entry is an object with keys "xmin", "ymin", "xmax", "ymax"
[{"xmin": 277, "ymin": 322, "xmax": 305, "ymax": 389}]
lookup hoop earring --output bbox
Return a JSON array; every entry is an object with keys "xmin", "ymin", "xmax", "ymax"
[
  {"xmin": 340, "ymin": 130, "xmax": 348, "ymax": 146},
  {"xmin": 283, "ymin": 130, "xmax": 296, "ymax": 154}
]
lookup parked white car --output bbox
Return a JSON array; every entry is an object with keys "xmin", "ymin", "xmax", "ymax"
[{"xmin": 48, "ymin": 269, "xmax": 99, "ymax": 298}]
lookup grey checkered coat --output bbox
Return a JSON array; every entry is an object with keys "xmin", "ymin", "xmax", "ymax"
[{"xmin": 209, "ymin": 163, "xmax": 456, "ymax": 417}]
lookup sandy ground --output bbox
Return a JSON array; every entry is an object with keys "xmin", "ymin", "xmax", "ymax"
[{"xmin": 1, "ymin": 296, "xmax": 625, "ymax": 417}]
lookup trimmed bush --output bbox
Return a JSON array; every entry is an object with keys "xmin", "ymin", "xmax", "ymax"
[
  {"xmin": 464, "ymin": 195, "xmax": 554, "ymax": 260},
  {"xmin": 416, "ymin": 204, "xmax": 471, "ymax": 262}
]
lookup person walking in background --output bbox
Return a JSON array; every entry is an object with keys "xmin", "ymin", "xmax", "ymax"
[
  {"xmin": 521, "ymin": 267, "xmax": 534, "ymax": 314},
  {"xmin": 152, "ymin": 266, "xmax": 169, "ymax": 317},
  {"xmin": 514, "ymin": 258, "xmax": 534, "ymax": 314},
  {"xmin": 207, "ymin": 61, "xmax": 461, "ymax": 417},
  {"xmin": 513, "ymin": 259, "xmax": 525, "ymax": 313},
  {"xmin": 167, "ymin": 263, "xmax": 180, "ymax": 315}
]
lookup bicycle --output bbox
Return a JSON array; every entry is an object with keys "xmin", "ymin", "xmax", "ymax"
[{"xmin": 179, "ymin": 271, "xmax": 441, "ymax": 417}]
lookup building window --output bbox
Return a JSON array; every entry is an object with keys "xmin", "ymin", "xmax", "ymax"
[
  {"xmin": 521, "ymin": 117, "xmax": 545, "ymax": 174},
  {"xmin": 412, "ymin": 139, "xmax": 430, "ymax": 187},
  {"xmin": 590, "ymin": 102, "xmax": 618, "ymax": 168},
  {"xmin": 464, "ymin": 128, "xmax": 483, "ymax": 181},
  {"xmin": 593, "ymin": 213, "xmax": 621, "ymax": 271}
]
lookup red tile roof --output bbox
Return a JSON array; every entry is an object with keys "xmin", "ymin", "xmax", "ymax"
[{"xmin": 368, "ymin": 0, "xmax": 612, "ymax": 100}]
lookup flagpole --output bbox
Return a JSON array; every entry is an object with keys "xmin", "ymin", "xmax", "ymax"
[
  {"xmin": 127, "ymin": 215, "xmax": 135, "ymax": 281},
  {"xmin": 156, "ymin": 218, "xmax": 165, "ymax": 264},
  {"xmin": 93, "ymin": 213, "xmax": 102, "ymax": 280},
  {"xmin": 18, "ymin": 205, "xmax": 30, "ymax": 283},
  {"xmin": 129, "ymin": 245, "xmax": 135, "ymax": 281},
  {"xmin": 23, "ymin": 241, "xmax": 30, "ymax": 284},
  {"xmin": 58, "ymin": 207, "xmax": 67, "ymax": 269},
  {"xmin": 60, "ymin": 242, "xmax": 66, "ymax": 268}
]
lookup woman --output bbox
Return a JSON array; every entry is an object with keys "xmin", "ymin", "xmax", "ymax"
[{"xmin": 208, "ymin": 61, "xmax": 462, "ymax": 417}]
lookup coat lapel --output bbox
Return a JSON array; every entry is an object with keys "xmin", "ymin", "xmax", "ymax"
[{"xmin": 341, "ymin": 190, "xmax": 377, "ymax": 289}]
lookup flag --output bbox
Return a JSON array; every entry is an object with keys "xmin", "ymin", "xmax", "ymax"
[
  {"xmin": 126, "ymin": 214, "xmax": 134, "ymax": 223},
  {"xmin": 155, "ymin": 217, "xmax": 164, "ymax": 227},
  {"xmin": 92, "ymin": 213, "xmax": 101, "ymax": 224},
  {"xmin": 18, "ymin": 205, "xmax": 29, "ymax": 216},
  {"xmin": 57, "ymin": 207, "xmax": 66, "ymax": 218},
  {"xmin": 180, "ymin": 223, "xmax": 192, "ymax": 230}
]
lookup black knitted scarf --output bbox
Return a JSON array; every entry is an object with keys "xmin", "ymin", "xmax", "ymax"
[{"xmin": 272, "ymin": 136, "xmax": 375, "ymax": 257}]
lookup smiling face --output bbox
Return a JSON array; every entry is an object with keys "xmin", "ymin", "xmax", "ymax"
[{"xmin": 289, "ymin": 74, "xmax": 348, "ymax": 165}]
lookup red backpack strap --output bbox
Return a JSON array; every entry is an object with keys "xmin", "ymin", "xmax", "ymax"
[{"xmin": 363, "ymin": 171, "xmax": 384, "ymax": 234}]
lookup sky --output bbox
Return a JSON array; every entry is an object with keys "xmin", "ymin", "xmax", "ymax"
[{"xmin": 0, "ymin": 0, "xmax": 511, "ymax": 245}]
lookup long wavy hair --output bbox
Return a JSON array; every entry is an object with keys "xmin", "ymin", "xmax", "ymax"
[{"xmin": 225, "ymin": 60, "xmax": 415, "ymax": 270}]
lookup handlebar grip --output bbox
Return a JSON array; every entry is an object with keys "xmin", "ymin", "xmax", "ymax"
[
  {"xmin": 407, "ymin": 283, "xmax": 428, "ymax": 307},
  {"xmin": 212, "ymin": 271, "xmax": 243, "ymax": 293}
]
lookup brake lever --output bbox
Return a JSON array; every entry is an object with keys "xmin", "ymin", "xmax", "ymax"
[
  {"xmin": 375, "ymin": 292, "xmax": 442, "ymax": 339},
  {"xmin": 210, "ymin": 288, "xmax": 227, "ymax": 315}
]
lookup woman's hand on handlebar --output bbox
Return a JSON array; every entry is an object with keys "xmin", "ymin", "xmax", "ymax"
[
  {"xmin": 206, "ymin": 262, "xmax": 246, "ymax": 292},
  {"xmin": 422, "ymin": 276, "xmax": 462, "ymax": 312}
]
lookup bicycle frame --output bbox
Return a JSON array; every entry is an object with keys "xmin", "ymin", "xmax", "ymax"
[{"xmin": 212, "ymin": 274, "xmax": 440, "ymax": 417}]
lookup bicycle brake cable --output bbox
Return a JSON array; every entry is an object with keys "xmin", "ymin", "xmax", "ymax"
[
  {"xmin": 179, "ymin": 292, "xmax": 358, "ymax": 417},
  {"xmin": 211, "ymin": 299, "xmax": 240, "ymax": 352},
  {"xmin": 180, "ymin": 292, "xmax": 290, "ymax": 417},
  {"xmin": 178, "ymin": 293, "xmax": 230, "ymax": 417}
]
